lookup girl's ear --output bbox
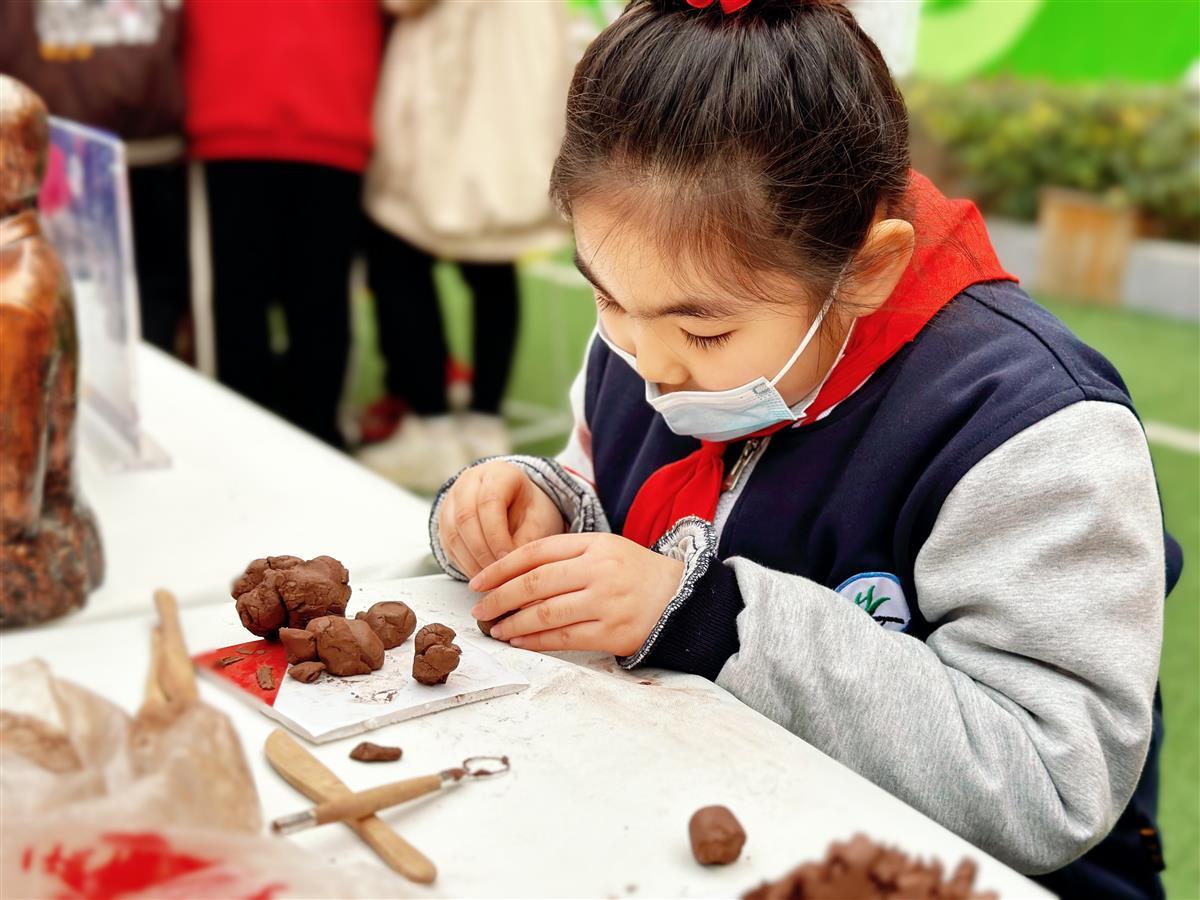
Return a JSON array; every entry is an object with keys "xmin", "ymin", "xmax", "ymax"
[{"xmin": 841, "ymin": 218, "xmax": 914, "ymax": 316}]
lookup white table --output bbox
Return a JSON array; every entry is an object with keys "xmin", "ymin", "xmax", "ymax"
[
  {"xmin": 71, "ymin": 345, "xmax": 435, "ymax": 625},
  {"xmin": 0, "ymin": 576, "xmax": 1050, "ymax": 899}
]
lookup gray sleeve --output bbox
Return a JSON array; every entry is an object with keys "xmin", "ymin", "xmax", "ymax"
[
  {"xmin": 428, "ymin": 455, "xmax": 611, "ymax": 580},
  {"xmin": 714, "ymin": 401, "xmax": 1165, "ymax": 874}
]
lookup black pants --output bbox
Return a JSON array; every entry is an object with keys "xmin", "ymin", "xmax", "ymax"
[
  {"xmin": 129, "ymin": 163, "xmax": 190, "ymax": 354},
  {"xmin": 364, "ymin": 219, "xmax": 518, "ymax": 416},
  {"xmin": 205, "ymin": 160, "xmax": 358, "ymax": 447}
]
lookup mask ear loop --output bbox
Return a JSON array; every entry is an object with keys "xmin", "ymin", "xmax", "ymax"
[{"xmin": 766, "ymin": 276, "xmax": 843, "ymax": 388}]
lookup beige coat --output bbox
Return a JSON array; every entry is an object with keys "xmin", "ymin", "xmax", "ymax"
[{"xmin": 364, "ymin": 0, "xmax": 573, "ymax": 261}]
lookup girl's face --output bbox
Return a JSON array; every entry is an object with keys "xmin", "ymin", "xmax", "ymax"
[{"xmin": 573, "ymin": 197, "xmax": 854, "ymax": 406}]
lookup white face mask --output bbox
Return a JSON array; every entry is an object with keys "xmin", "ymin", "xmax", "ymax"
[{"xmin": 598, "ymin": 292, "xmax": 839, "ymax": 443}]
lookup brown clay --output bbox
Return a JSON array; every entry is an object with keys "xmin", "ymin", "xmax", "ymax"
[
  {"xmin": 214, "ymin": 656, "xmax": 243, "ymax": 668},
  {"xmin": 349, "ymin": 741, "xmax": 403, "ymax": 762},
  {"xmin": 477, "ymin": 611, "xmax": 514, "ymax": 639},
  {"xmin": 414, "ymin": 623, "xmax": 456, "ymax": 655},
  {"xmin": 255, "ymin": 666, "xmax": 275, "ymax": 691},
  {"xmin": 288, "ymin": 661, "xmax": 326, "ymax": 683},
  {"xmin": 278, "ymin": 627, "xmax": 317, "ymax": 664},
  {"xmin": 356, "ymin": 600, "xmax": 416, "ymax": 649},
  {"xmin": 232, "ymin": 555, "xmax": 350, "ymax": 638},
  {"xmin": 689, "ymin": 805, "xmax": 746, "ymax": 866},
  {"xmin": 0, "ymin": 76, "xmax": 104, "ymax": 627},
  {"xmin": 741, "ymin": 834, "xmax": 997, "ymax": 900},
  {"xmin": 412, "ymin": 624, "xmax": 461, "ymax": 685},
  {"xmin": 308, "ymin": 615, "xmax": 385, "ymax": 677}
]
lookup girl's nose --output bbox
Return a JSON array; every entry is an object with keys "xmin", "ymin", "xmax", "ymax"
[{"xmin": 634, "ymin": 332, "xmax": 688, "ymax": 386}]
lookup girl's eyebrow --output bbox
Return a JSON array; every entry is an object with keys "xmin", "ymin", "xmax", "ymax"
[{"xmin": 572, "ymin": 251, "xmax": 737, "ymax": 321}]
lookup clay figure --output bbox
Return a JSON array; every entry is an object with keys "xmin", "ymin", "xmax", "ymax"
[
  {"xmin": 412, "ymin": 623, "xmax": 461, "ymax": 685},
  {"xmin": 0, "ymin": 76, "xmax": 104, "ymax": 627}
]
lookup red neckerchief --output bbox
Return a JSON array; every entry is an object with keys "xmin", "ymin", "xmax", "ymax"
[{"xmin": 621, "ymin": 172, "xmax": 1016, "ymax": 548}]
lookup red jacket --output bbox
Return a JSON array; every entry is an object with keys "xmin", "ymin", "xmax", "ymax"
[{"xmin": 184, "ymin": 0, "xmax": 383, "ymax": 173}]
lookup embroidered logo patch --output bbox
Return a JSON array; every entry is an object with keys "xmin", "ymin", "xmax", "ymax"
[{"xmin": 834, "ymin": 572, "xmax": 911, "ymax": 632}]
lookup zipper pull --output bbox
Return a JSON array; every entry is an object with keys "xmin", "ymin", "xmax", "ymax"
[{"xmin": 722, "ymin": 437, "xmax": 762, "ymax": 492}]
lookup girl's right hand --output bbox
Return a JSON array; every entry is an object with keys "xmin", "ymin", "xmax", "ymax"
[{"xmin": 438, "ymin": 461, "xmax": 567, "ymax": 579}]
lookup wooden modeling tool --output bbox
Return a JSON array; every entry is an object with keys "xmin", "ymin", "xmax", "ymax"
[
  {"xmin": 272, "ymin": 755, "xmax": 510, "ymax": 835},
  {"xmin": 264, "ymin": 729, "xmax": 439, "ymax": 884}
]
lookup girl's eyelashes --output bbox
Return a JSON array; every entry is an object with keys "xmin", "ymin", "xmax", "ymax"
[
  {"xmin": 596, "ymin": 292, "xmax": 731, "ymax": 350},
  {"xmin": 683, "ymin": 330, "xmax": 733, "ymax": 350}
]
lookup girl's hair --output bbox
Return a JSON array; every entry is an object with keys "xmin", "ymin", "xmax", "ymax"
[{"xmin": 549, "ymin": 0, "xmax": 910, "ymax": 303}]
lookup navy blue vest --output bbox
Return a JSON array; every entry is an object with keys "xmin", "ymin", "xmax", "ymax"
[{"xmin": 585, "ymin": 279, "xmax": 1181, "ymax": 898}]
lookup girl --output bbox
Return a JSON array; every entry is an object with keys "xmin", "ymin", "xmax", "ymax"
[{"xmin": 431, "ymin": 1, "xmax": 1181, "ymax": 896}]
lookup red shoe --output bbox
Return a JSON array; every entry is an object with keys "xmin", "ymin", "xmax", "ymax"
[{"xmin": 359, "ymin": 394, "xmax": 408, "ymax": 445}]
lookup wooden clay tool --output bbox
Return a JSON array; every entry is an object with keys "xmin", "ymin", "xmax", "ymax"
[
  {"xmin": 271, "ymin": 755, "xmax": 510, "ymax": 835},
  {"xmin": 264, "ymin": 729, "xmax": 438, "ymax": 884}
]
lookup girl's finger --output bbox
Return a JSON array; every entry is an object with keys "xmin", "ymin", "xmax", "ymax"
[
  {"xmin": 476, "ymin": 466, "xmax": 517, "ymax": 561},
  {"xmin": 473, "ymin": 561, "xmax": 589, "ymax": 622},
  {"xmin": 451, "ymin": 475, "xmax": 498, "ymax": 573},
  {"xmin": 508, "ymin": 620, "xmax": 608, "ymax": 653},
  {"xmin": 438, "ymin": 494, "xmax": 466, "ymax": 572},
  {"xmin": 468, "ymin": 532, "xmax": 592, "ymax": 592},
  {"xmin": 488, "ymin": 589, "xmax": 593, "ymax": 642},
  {"xmin": 446, "ymin": 529, "xmax": 482, "ymax": 578}
]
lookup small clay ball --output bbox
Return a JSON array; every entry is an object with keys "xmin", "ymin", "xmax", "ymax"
[
  {"xmin": 689, "ymin": 805, "xmax": 746, "ymax": 866},
  {"xmin": 288, "ymin": 661, "xmax": 326, "ymax": 683},
  {"xmin": 278, "ymin": 627, "xmax": 318, "ymax": 664},
  {"xmin": 308, "ymin": 615, "xmax": 385, "ymax": 676},
  {"xmin": 413, "ymin": 641, "xmax": 462, "ymax": 685},
  {"xmin": 356, "ymin": 601, "xmax": 417, "ymax": 649},
  {"xmin": 414, "ymin": 623, "xmax": 456, "ymax": 655},
  {"xmin": 477, "ymin": 611, "xmax": 514, "ymax": 639}
]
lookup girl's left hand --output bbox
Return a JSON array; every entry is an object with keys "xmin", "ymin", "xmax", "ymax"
[{"xmin": 467, "ymin": 533, "xmax": 684, "ymax": 657}]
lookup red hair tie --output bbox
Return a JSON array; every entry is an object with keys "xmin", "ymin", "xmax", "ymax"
[{"xmin": 686, "ymin": 0, "xmax": 753, "ymax": 12}]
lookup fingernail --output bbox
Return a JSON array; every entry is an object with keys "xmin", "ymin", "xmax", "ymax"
[
  {"xmin": 509, "ymin": 637, "xmax": 525, "ymax": 648},
  {"xmin": 470, "ymin": 603, "xmax": 483, "ymax": 618},
  {"xmin": 468, "ymin": 575, "xmax": 481, "ymax": 591}
]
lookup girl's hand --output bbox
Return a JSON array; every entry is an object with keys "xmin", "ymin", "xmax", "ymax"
[
  {"xmin": 438, "ymin": 461, "xmax": 566, "ymax": 578},
  {"xmin": 468, "ymin": 533, "xmax": 685, "ymax": 657}
]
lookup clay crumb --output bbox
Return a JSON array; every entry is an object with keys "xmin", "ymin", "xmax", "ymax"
[
  {"xmin": 638, "ymin": 680, "xmax": 654, "ymax": 685},
  {"xmin": 215, "ymin": 656, "xmax": 243, "ymax": 668},
  {"xmin": 349, "ymin": 741, "xmax": 402, "ymax": 762},
  {"xmin": 256, "ymin": 665, "xmax": 275, "ymax": 690},
  {"xmin": 254, "ymin": 648, "xmax": 267, "ymax": 655},
  {"xmin": 236, "ymin": 647, "xmax": 255, "ymax": 655},
  {"xmin": 288, "ymin": 661, "xmax": 326, "ymax": 683}
]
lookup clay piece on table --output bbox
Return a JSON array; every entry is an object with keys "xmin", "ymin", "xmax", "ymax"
[
  {"xmin": 689, "ymin": 805, "xmax": 746, "ymax": 866},
  {"xmin": 741, "ymin": 834, "xmax": 997, "ymax": 900},
  {"xmin": 412, "ymin": 623, "xmax": 461, "ymax": 686},
  {"xmin": 288, "ymin": 661, "xmax": 326, "ymax": 683},
  {"xmin": 477, "ymin": 611, "xmax": 514, "ymax": 639},
  {"xmin": 349, "ymin": 741, "xmax": 403, "ymax": 762},
  {"xmin": 255, "ymin": 665, "xmax": 275, "ymax": 691},
  {"xmin": 307, "ymin": 615, "xmax": 385, "ymax": 677},
  {"xmin": 231, "ymin": 555, "xmax": 351, "ymax": 638},
  {"xmin": 355, "ymin": 601, "xmax": 417, "ymax": 649},
  {"xmin": 278, "ymin": 627, "xmax": 318, "ymax": 664},
  {"xmin": 214, "ymin": 656, "xmax": 243, "ymax": 668}
]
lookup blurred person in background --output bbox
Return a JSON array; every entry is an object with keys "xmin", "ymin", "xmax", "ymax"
[
  {"xmin": 357, "ymin": 0, "xmax": 572, "ymax": 492},
  {"xmin": 185, "ymin": 0, "xmax": 383, "ymax": 447},
  {"xmin": 0, "ymin": 0, "xmax": 191, "ymax": 358}
]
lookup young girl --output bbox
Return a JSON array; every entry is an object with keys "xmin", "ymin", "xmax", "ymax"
[{"xmin": 431, "ymin": 1, "xmax": 1181, "ymax": 896}]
